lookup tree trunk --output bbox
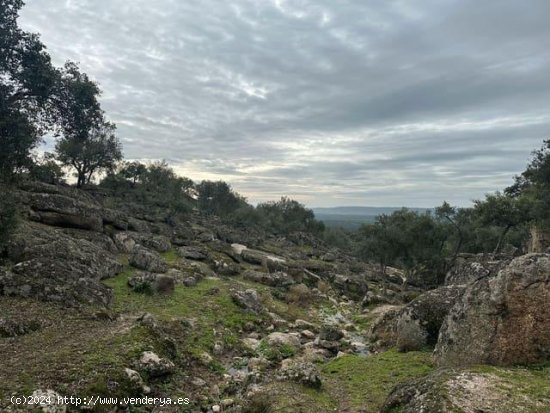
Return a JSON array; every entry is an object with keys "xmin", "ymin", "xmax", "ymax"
[{"xmin": 493, "ymin": 224, "xmax": 512, "ymax": 254}]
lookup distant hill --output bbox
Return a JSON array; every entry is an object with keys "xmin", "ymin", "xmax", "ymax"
[{"xmin": 313, "ymin": 206, "xmax": 432, "ymax": 230}]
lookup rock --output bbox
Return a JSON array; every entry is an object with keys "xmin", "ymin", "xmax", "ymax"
[
  {"xmin": 0, "ymin": 224, "xmax": 121, "ymax": 306},
  {"xmin": 445, "ymin": 254, "xmax": 510, "ymax": 285},
  {"xmin": 435, "ymin": 254, "xmax": 550, "ymax": 367},
  {"xmin": 212, "ymin": 405, "xmax": 221, "ymax": 413},
  {"xmin": 191, "ymin": 377, "xmax": 207, "ymax": 387},
  {"xmin": 136, "ymin": 234, "xmax": 171, "ymax": 253},
  {"xmin": 231, "ymin": 289, "xmax": 263, "ymax": 313},
  {"xmin": 242, "ymin": 337, "xmax": 260, "ymax": 351},
  {"xmin": 199, "ymin": 351, "xmax": 213, "ymax": 365},
  {"xmin": 124, "ymin": 368, "xmax": 151, "ymax": 394},
  {"xmin": 25, "ymin": 192, "xmax": 103, "ymax": 232},
  {"xmin": 128, "ymin": 217, "xmax": 150, "ymax": 233},
  {"xmin": 240, "ymin": 248, "xmax": 286, "ymax": 268},
  {"xmin": 319, "ymin": 324, "xmax": 344, "ymax": 341},
  {"xmin": 380, "ymin": 368, "xmax": 550, "ymax": 413},
  {"xmin": 177, "ymin": 245, "xmax": 208, "ymax": 260},
  {"xmin": 30, "ymin": 389, "xmax": 66, "ymax": 413},
  {"xmin": 138, "ymin": 351, "xmax": 175, "ymax": 377},
  {"xmin": 278, "ymin": 360, "xmax": 322, "ymax": 388},
  {"xmin": 301, "ymin": 330, "xmax": 316, "ymax": 340},
  {"xmin": 128, "ymin": 272, "xmax": 175, "ymax": 295},
  {"xmin": 395, "ymin": 285, "xmax": 465, "ymax": 352},
  {"xmin": 266, "ymin": 332, "xmax": 301, "ymax": 348},
  {"xmin": 367, "ymin": 305, "xmax": 403, "ymax": 351},
  {"xmin": 61, "ymin": 228, "xmax": 118, "ymax": 254},
  {"xmin": 242, "ymin": 269, "xmax": 295, "ymax": 288},
  {"xmin": 102, "ymin": 208, "xmax": 128, "ymax": 230},
  {"xmin": 0, "ymin": 318, "xmax": 40, "ymax": 337},
  {"xmin": 129, "ymin": 245, "xmax": 168, "ymax": 273},
  {"xmin": 113, "ymin": 232, "xmax": 137, "ymax": 253},
  {"xmin": 294, "ymin": 319, "xmax": 318, "ymax": 332},
  {"xmin": 332, "ymin": 273, "xmax": 368, "ymax": 300}
]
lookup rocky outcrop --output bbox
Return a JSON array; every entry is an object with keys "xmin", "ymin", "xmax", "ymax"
[
  {"xmin": 129, "ymin": 245, "xmax": 168, "ymax": 273},
  {"xmin": 445, "ymin": 253, "xmax": 510, "ymax": 285},
  {"xmin": 435, "ymin": 254, "xmax": 550, "ymax": 367},
  {"xmin": 395, "ymin": 285, "xmax": 464, "ymax": 352},
  {"xmin": 1, "ymin": 223, "xmax": 122, "ymax": 306},
  {"xmin": 177, "ymin": 245, "xmax": 209, "ymax": 260},
  {"xmin": 380, "ymin": 368, "xmax": 550, "ymax": 413},
  {"xmin": 242, "ymin": 270, "xmax": 295, "ymax": 288},
  {"xmin": 278, "ymin": 359, "xmax": 322, "ymax": 388},
  {"xmin": 25, "ymin": 192, "xmax": 103, "ymax": 232},
  {"xmin": 332, "ymin": 273, "xmax": 368, "ymax": 300}
]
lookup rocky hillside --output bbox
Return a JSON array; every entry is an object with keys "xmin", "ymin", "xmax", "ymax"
[{"xmin": 0, "ymin": 182, "xmax": 549, "ymax": 413}]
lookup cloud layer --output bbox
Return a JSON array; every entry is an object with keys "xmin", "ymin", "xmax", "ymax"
[{"xmin": 20, "ymin": 0, "xmax": 550, "ymax": 206}]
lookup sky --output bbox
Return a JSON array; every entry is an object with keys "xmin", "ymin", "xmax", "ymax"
[{"xmin": 20, "ymin": 0, "xmax": 550, "ymax": 207}]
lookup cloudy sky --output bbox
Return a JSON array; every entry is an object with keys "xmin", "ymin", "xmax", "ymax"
[{"xmin": 20, "ymin": 0, "xmax": 550, "ymax": 207}]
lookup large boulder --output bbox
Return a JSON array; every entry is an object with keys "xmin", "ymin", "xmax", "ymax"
[
  {"xmin": 177, "ymin": 245, "xmax": 208, "ymax": 261},
  {"xmin": 445, "ymin": 253, "xmax": 510, "ymax": 285},
  {"xmin": 435, "ymin": 254, "xmax": 550, "ymax": 367},
  {"xmin": 395, "ymin": 285, "xmax": 465, "ymax": 352},
  {"xmin": 381, "ymin": 367, "xmax": 550, "ymax": 413},
  {"xmin": 332, "ymin": 273, "xmax": 368, "ymax": 300},
  {"xmin": 129, "ymin": 245, "xmax": 168, "ymax": 273},
  {"xmin": 25, "ymin": 192, "xmax": 103, "ymax": 232},
  {"xmin": 1, "ymin": 223, "xmax": 122, "ymax": 307}
]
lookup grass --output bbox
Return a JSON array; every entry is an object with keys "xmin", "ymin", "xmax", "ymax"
[
  {"xmin": 264, "ymin": 349, "xmax": 434, "ymax": 413},
  {"xmin": 104, "ymin": 263, "xmax": 262, "ymax": 358}
]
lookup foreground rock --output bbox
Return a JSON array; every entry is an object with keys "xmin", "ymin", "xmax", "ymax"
[
  {"xmin": 138, "ymin": 351, "xmax": 175, "ymax": 377},
  {"xmin": 0, "ymin": 223, "xmax": 121, "ymax": 306},
  {"xmin": 395, "ymin": 285, "xmax": 464, "ymax": 352},
  {"xmin": 444, "ymin": 253, "xmax": 510, "ymax": 285},
  {"xmin": 435, "ymin": 254, "xmax": 550, "ymax": 367},
  {"xmin": 380, "ymin": 368, "xmax": 550, "ymax": 413},
  {"xmin": 231, "ymin": 289, "xmax": 263, "ymax": 313}
]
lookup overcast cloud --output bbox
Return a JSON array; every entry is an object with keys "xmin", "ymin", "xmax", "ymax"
[{"xmin": 20, "ymin": 0, "xmax": 550, "ymax": 207}]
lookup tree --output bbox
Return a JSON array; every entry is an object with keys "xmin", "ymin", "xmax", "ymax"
[
  {"xmin": 256, "ymin": 197, "xmax": 325, "ymax": 235},
  {"xmin": 120, "ymin": 161, "xmax": 147, "ymax": 186},
  {"xmin": 435, "ymin": 201, "xmax": 463, "ymax": 264},
  {"xmin": 56, "ymin": 118, "xmax": 122, "ymax": 187},
  {"xmin": 0, "ymin": 0, "xmax": 59, "ymax": 180},
  {"xmin": 196, "ymin": 180, "xmax": 246, "ymax": 216},
  {"xmin": 54, "ymin": 63, "xmax": 122, "ymax": 187},
  {"xmin": 473, "ymin": 192, "xmax": 529, "ymax": 254},
  {"xmin": 357, "ymin": 209, "xmax": 447, "ymax": 278}
]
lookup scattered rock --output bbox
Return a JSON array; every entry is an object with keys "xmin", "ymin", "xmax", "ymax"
[
  {"xmin": 138, "ymin": 351, "xmax": 175, "ymax": 377},
  {"xmin": 30, "ymin": 389, "xmax": 66, "ymax": 413},
  {"xmin": 128, "ymin": 272, "xmax": 175, "ymax": 295},
  {"xmin": 177, "ymin": 245, "xmax": 208, "ymax": 260},
  {"xmin": 278, "ymin": 360, "xmax": 322, "ymax": 388},
  {"xmin": 231, "ymin": 289, "xmax": 263, "ymax": 313},
  {"xmin": 242, "ymin": 269, "xmax": 295, "ymax": 288},
  {"xmin": 129, "ymin": 245, "xmax": 168, "ymax": 273},
  {"xmin": 124, "ymin": 368, "xmax": 151, "ymax": 395}
]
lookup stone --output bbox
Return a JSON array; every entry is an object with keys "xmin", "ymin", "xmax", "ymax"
[
  {"xmin": 129, "ymin": 245, "xmax": 168, "ymax": 273},
  {"xmin": 30, "ymin": 389, "xmax": 66, "ymax": 413},
  {"xmin": 266, "ymin": 332, "xmax": 301, "ymax": 348},
  {"xmin": 445, "ymin": 254, "xmax": 510, "ymax": 285},
  {"xmin": 128, "ymin": 272, "xmax": 175, "ymax": 295},
  {"xmin": 278, "ymin": 360, "xmax": 322, "ymax": 389},
  {"xmin": 242, "ymin": 269, "xmax": 295, "ymax": 288},
  {"xmin": 177, "ymin": 245, "xmax": 208, "ymax": 260},
  {"xmin": 231, "ymin": 289, "xmax": 263, "ymax": 313},
  {"xmin": 319, "ymin": 324, "xmax": 344, "ymax": 341},
  {"xmin": 138, "ymin": 351, "xmax": 175, "ymax": 377},
  {"xmin": 435, "ymin": 254, "xmax": 550, "ymax": 367},
  {"xmin": 124, "ymin": 368, "xmax": 151, "ymax": 395}
]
